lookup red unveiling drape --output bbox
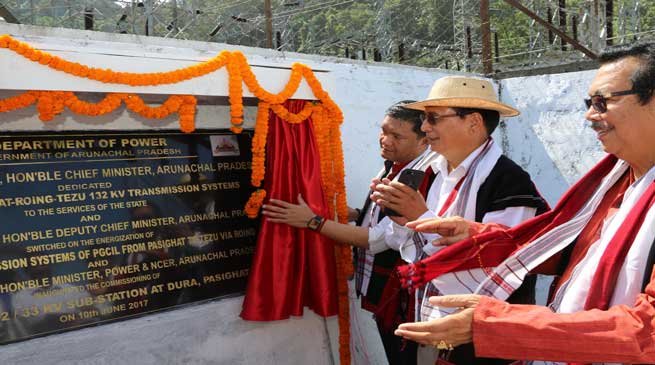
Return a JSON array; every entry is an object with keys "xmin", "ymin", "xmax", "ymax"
[{"xmin": 240, "ymin": 99, "xmax": 338, "ymax": 320}]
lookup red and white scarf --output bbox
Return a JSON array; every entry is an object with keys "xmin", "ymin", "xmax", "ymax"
[
  {"xmin": 409, "ymin": 139, "xmax": 503, "ymax": 321},
  {"xmin": 399, "ymin": 155, "xmax": 655, "ymax": 328},
  {"xmin": 355, "ymin": 148, "xmax": 437, "ymax": 296}
]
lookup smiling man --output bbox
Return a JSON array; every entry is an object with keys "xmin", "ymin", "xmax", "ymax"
[
  {"xmin": 394, "ymin": 42, "xmax": 655, "ymax": 365},
  {"xmin": 371, "ymin": 76, "xmax": 548, "ymax": 364}
]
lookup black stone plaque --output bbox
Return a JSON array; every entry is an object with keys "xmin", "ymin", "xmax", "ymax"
[{"xmin": 0, "ymin": 130, "xmax": 258, "ymax": 344}]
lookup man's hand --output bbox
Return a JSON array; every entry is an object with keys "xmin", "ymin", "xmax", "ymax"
[
  {"xmin": 262, "ymin": 194, "xmax": 316, "ymax": 228},
  {"xmin": 405, "ymin": 216, "xmax": 472, "ymax": 246},
  {"xmin": 347, "ymin": 206, "xmax": 360, "ymax": 222},
  {"xmin": 406, "ymin": 217, "xmax": 508, "ymax": 246},
  {"xmin": 394, "ymin": 294, "xmax": 482, "ymax": 347},
  {"xmin": 388, "ymin": 215, "xmax": 408, "ymax": 226},
  {"xmin": 370, "ymin": 180, "xmax": 428, "ymax": 221},
  {"xmin": 369, "ymin": 177, "xmax": 382, "ymax": 191}
]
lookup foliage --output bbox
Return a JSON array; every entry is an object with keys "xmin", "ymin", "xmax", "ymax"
[{"xmin": 2, "ymin": 0, "xmax": 655, "ymax": 71}]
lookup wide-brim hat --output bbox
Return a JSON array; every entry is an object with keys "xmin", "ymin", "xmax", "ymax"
[{"xmin": 405, "ymin": 76, "xmax": 520, "ymax": 117}]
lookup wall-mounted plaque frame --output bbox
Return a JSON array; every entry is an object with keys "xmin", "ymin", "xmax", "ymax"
[{"xmin": 0, "ymin": 130, "xmax": 258, "ymax": 344}]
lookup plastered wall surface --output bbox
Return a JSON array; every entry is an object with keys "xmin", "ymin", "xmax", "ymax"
[
  {"xmin": 0, "ymin": 24, "xmax": 601, "ymax": 365},
  {"xmin": 498, "ymin": 70, "xmax": 604, "ymax": 205}
]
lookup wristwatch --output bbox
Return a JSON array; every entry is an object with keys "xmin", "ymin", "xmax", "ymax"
[{"xmin": 306, "ymin": 215, "xmax": 325, "ymax": 232}]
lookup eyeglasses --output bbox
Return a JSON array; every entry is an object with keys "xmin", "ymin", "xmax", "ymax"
[
  {"xmin": 584, "ymin": 89, "xmax": 641, "ymax": 113},
  {"xmin": 421, "ymin": 112, "xmax": 463, "ymax": 125}
]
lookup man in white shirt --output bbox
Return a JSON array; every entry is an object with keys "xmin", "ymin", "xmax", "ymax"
[{"xmin": 372, "ymin": 76, "xmax": 548, "ymax": 364}]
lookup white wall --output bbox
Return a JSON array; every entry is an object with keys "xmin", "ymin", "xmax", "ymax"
[
  {"xmin": 0, "ymin": 297, "xmax": 334, "ymax": 365},
  {"xmin": 498, "ymin": 71, "xmax": 604, "ymax": 206},
  {"xmin": 0, "ymin": 23, "xmax": 605, "ymax": 365}
]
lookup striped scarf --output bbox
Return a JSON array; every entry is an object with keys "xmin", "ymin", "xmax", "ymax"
[
  {"xmin": 354, "ymin": 149, "xmax": 437, "ymax": 300},
  {"xmin": 399, "ymin": 155, "xmax": 655, "ymax": 335},
  {"xmin": 410, "ymin": 139, "xmax": 502, "ymax": 321}
]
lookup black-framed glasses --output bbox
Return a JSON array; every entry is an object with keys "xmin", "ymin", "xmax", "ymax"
[
  {"xmin": 584, "ymin": 89, "xmax": 641, "ymax": 113},
  {"xmin": 421, "ymin": 112, "xmax": 465, "ymax": 125}
]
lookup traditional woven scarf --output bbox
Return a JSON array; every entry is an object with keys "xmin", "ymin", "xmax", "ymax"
[
  {"xmin": 401, "ymin": 139, "xmax": 500, "ymax": 263},
  {"xmin": 354, "ymin": 148, "xmax": 436, "ymax": 297},
  {"xmin": 408, "ymin": 138, "xmax": 503, "ymax": 321},
  {"xmin": 399, "ymin": 154, "xmax": 655, "ymax": 326}
]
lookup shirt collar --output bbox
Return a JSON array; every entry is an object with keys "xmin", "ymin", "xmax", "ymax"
[
  {"xmin": 432, "ymin": 139, "xmax": 491, "ymax": 178},
  {"xmin": 404, "ymin": 147, "xmax": 433, "ymax": 169}
]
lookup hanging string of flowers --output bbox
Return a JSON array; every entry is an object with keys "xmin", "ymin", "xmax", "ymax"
[
  {"xmin": 0, "ymin": 91, "xmax": 38, "ymax": 113},
  {"xmin": 0, "ymin": 91, "xmax": 197, "ymax": 132},
  {"xmin": 64, "ymin": 92, "xmax": 124, "ymax": 116},
  {"xmin": 0, "ymin": 34, "xmax": 350, "ymax": 364},
  {"xmin": 250, "ymin": 101, "xmax": 271, "ymax": 188},
  {"xmin": 0, "ymin": 34, "xmax": 344, "ymax": 134},
  {"xmin": 310, "ymin": 105, "xmax": 333, "ymax": 212},
  {"xmin": 330, "ymin": 125, "xmax": 351, "ymax": 363},
  {"xmin": 245, "ymin": 189, "xmax": 267, "ymax": 219},
  {"xmin": 269, "ymin": 102, "xmax": 315, "ymax": 124},
  {"xmin": 233, "ymin": 52, "xmax": 304, "ymax": 105},
  {"xmin": 177, "ymin": 96, "xmax": 197, "ymax": 134},
  {"xmin": 0, "ymin": 34, "xmax": 230, "ymax": 86},
  {"xmin": 35, "ymin": 91, "xmax": 67, "ymax": 121},
  {"xmin": 226, "ymin": 52, "xmax": 245, "ymax": 134}
]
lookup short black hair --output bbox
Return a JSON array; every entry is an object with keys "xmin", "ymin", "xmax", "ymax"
[
  {"xmin": 598, "ymin": 42, "xmax": 655, "ymax": 104},
  {"xmin": 385, "ymin": 100, "xmax": 425, "ymax": 137},
  {"xmin": 452, "ymin": 107, "xmax": 500, "ymax": 135}
]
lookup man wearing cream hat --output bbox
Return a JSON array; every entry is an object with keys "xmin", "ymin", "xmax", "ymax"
[{"xmin": 372, "ymin": 75, "xmax": 548, "ymax": 364}]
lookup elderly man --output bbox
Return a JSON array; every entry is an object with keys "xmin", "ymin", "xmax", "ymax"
[
  {"xmin": 262, "ymin": 101, "xmax": 437, "ymax": 364},
  {"xmin": 371, "ymin": 76, "xmax": 548, "ymax": 364},
  {"xmin": 394, "ymin": 42, "xmax": 655, "ymax": 364}
]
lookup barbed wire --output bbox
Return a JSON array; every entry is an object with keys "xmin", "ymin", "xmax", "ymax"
[
  {"xmin": 1, "ymin": 0, "xmax": 651, "ymax": 73},
  {"xmin": 273, "ymin": 0, "xmax": 355, "ymax": 19}
]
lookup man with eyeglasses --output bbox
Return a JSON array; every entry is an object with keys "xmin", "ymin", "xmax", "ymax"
[
  {"xmin": 392, "ymin": 42, "xmax": 655, "ymax": 364},
  {"xmin": 371, "ymin": 75, "xmax": 548, "ymax": 364}
]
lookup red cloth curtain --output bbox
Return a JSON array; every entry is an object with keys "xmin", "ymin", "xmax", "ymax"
[{"xmin": 240, "ymin": 100, "xmax": 338, "ymax": 320}]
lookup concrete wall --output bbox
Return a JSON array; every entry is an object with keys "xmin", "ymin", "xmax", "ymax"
[
  {"xmin": 0, "ymin": 24, "xmax": 606, "ymax": 365},
  {"xmin": 0, "ymin": 296, "xmax": 334, "ymax": 365},
  {"xmin": 498, "ymin": 71, "xmax": 603, "ymax": 206}
]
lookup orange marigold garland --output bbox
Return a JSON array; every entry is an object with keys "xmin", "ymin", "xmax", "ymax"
[
  {"xmin": 35, "ymin": 91, "xmax": 68, "ymax": 121},
  {"xmin": 226, "ymin": 53, "xmax": 244, "ymax": 134},
  {"xmin": 0, "ymin": 34, "xmax": 230, "ymax": 87},
  {"xmin": 250, "ymin": 102, "xmax": 271, "ymax": 187},
  {"xmin": 0, "ymin": 34, "xmax": 352, "ymax": 363},
  {"xmin": 0, "ymin": 90, "xmax": 197, "ymax": 132},
  {"xmin": 300, "ymin": 66, "xmax": 344, "ymax": 124},
  {"xmin": 236, "ymin": 52, "xmax": 304, "ymax": 104},
  {"xmin": 269, "ymin": 103, "xmax": 315, "ymax": 125},
  {"xmin": 123, "ymin": 94, "xmax": 180, "ymax": 119},
  {"xmin": 331, "ymin": 128, "xmax": 349, "ymax": 225},
  {"xmin": 64, "ymin": 93, "xmax": 124, "ymax": 116},
  {"xmin": 0, "ymin": 91, "xmax": 38, "ymax": 112},
  {"xmin": 310, "ymin": 104, "xmax": 351, "ymax": 365},
  {"xmin": 310, "ymin": 105, "xmax": 335, "ymax": 217},
  {"xmin": 325, "ymin": 112, "xmax": 352, "ymax": 365},
  {"xmin": 178, "ymin": 95, "xmax": 197, "ymax": 133},
  {"xmin": 245, "ymin": 189, "xmax": 267, "ymax": 218}
]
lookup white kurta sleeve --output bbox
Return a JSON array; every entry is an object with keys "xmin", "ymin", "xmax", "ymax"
[
  {"xmin": 415, "ymin": 210, "xmax": 444, "ymax": 257},
  {"xmin": 380, "ymin": 210, "xmax": 444, "ymax": 263},
  {"xmin": 367, "ymin": 217, "xmax": 392, "ymax": 254},
  {"xmin": 386, "ymin": 221, "xmax": 415, "ymax": 262},
  {"xmin": 482, "ymin": 207, "xmax": 537, "ymax": 227}
]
